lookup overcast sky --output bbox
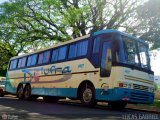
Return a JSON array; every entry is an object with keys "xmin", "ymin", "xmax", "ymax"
[
  {"xmin": 150, "ymin": 49, "xmax": 160, "ymax": 76},
  {"xmin": 0, "ymin": 0, "xmax": 8, "ymax": 4}
]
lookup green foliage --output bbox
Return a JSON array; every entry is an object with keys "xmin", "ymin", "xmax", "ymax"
[
  {"xmin": 0, "ymin": 0, "xmax": 159, "ymax": 71},
  {"xmin": 154, "ymin": 99, "xmax": 160, "ymax": 107},
  {"xmin": 0, "ymin": 70, "xmax": 7, "ymax": 77},
  {"xmin": 137, "ymin": 0, "xmax": 160, "ymax": 49}
]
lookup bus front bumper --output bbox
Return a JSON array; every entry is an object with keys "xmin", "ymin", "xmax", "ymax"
[{"xmin": 96, "ymin": 88, "xmax": 154, "ymax": 104}]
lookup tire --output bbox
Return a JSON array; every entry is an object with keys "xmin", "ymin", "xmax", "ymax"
[
  {"xmin": 79, "ymin": 84, "xmax": 97, "ymax": 107},
  {"xmin": 43, "ymin": 96, "xmax": 59, "ymax": 103},
  {"xmin": 17, "ymin": 84, "xmax": 24, "ymax": 99},
  {"xmin": 23, "ymin": 84, "xmax": 31, "ymax": 100},
  {"xmin": 0, "ymin": 89, "xmax": 4, "ymax": 97},
  {"xmin": 108, "ymin": 102, "xmax": 127, "ymax": 110}
]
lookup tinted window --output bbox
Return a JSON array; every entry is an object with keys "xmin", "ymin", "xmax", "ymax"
[
  {"xmin": 68, "ymin": 40, "xmax": 88, "ymax": 59},
  {"xmin": 51, "ymin": 46, "xmax": 67, "ymax": 62},
  {"xmin": 43, "ymin": 51, "xmax": 51, "ymax": 63},
  {"xmin": 31, "ymin": 54, "xmax": 37, "ymax": 66},
  {"xmin": 77, "ymin": 41, "xmax": 88, "ymax": 57},
  {"xmin": 27, "ymin": 54, "xmax": 37, "ymax": 67},
  {"xmin": 58, "ymin": 46, "xmax": 67, "ymax": 60},
  {"xmin": 38, "ymin": 50, "xmax": 51, "ymax": 65},
  {"xmin": 9, "ymin": 59, "xmax": 18, "ymax": 70},
  {"xmin": 93, "ymin": 37, "xmax": 100, "ymax": 53},
  {"xmin": 18, "ymin": 57, "xmax": 26, "ymax": 68},
  {"xmin": 68, "ymin": 44, "xmax": 77, "ymax": 58},
  {"xmin": 17, "ymin": 59, "xmax": 22, "ymax": 68},
  {"xmin": 38, "ymin": 53, "xmax": 43, "ymax": 64},
  {"xmin": 9, "ymin": 61, "xmax": 13, "ymax": 70},
  {"xmin": 27, "ymin": 56, "xmax": 32, "ymax": 66},
  {"xmin": 51, "ymin": 49, "xmax": 58, "ymax": 62}
]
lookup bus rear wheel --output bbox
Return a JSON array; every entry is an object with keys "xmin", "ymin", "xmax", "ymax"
[
  {"xmin": 79, "ymin": 84, "xmax": 97, "ymax": 107},
  {"xmin": 17, "ymin": 84, "xmax": 24, "ymax": 99},
  {"xmin": 23, "ymin": 84, "xmax": 31, "ymax": 100}
]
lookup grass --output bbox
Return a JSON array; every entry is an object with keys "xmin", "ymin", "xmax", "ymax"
[{"xmin": 154, "ymin": 99, "xmax": 160, "ymax": 108}]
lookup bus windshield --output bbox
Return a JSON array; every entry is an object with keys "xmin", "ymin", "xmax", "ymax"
[{"xmin": 122, "ymin": 36, "xmax": 150, "ymax": 70}]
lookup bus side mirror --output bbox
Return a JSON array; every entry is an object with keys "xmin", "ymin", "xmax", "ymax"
[{"xmin": 100, "ymin": 48, "xmax": 112, "ymax": 77}]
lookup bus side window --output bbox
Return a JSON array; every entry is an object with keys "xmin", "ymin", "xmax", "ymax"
[
  {"xmin": 43, "ymin": 50, "xmax": 51, "ymax": 64},
  {"xmin": 27, "ymin": 56, "xmax": 32, "ymax": 67},
  {"xmin": 9, "ymin": 61, "xmax": 13, "ymax": 70},
  {"xmin": 77, "ymin": 40, "xmax": 88, "ymax": 57},
  {"xmin": 17, "ymin": 59, "xmax": 22, "ymax": 68},
  {"xmin": 38, "ymin": 53, "xmax": 43, "ymax": 65},
  {"xmin": 92, "ymin": 37, "xmax": 100, "ymax": 66},
  {"xmin": 9, "ymin": 59, "xmax": 18, "ymax": 70},
  {"xmin": 18, "ymin": 57, "xmax": 26, "ymax": 68},
  {"xmin": 27, "ymin": 54, "xmax": 37, "ymax": 67},
  {"xmin": 52, "ymin": 49, "xmax": 58, "ymax": 62},
  {"xmin": 68, "ymin": 44, "xmax": 77, "ymax": 58},
  {"xmin": 9, "ymin": 61, "xmax": 14, "ymax": 70},
  {"xmin": 21, "ymin": 57, "xmax": 26, "ymax": 68},
  {"xmin": 38, "ymin": 50, "xmax": 51, "ymax": 65},
  {"xmin": 58, "ymin": 46, "xmax": 67, "ymax": 60},
  {"xmin": 93, "ymin": 37, "xmax": 100, "ymax": 54},
  {"xmin": 68, "ymin": 40, "xmax": 88, "ymax": 59},
  {"xmin": 31, "ymin": 54, "xmax": 37, "ymax": 66}
]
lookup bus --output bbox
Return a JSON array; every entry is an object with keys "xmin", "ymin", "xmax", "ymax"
[{"xmin": 5, "ymin": 29, "xmax": 154, "ymax": 109}]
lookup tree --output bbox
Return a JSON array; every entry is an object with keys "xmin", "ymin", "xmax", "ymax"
[
  {"xmin": 136, "ymin": 0, "xmax": 160, "ymax": 49},
  {"xmin": 0, "ymin": 0, "xmax": 156, "ymax": 72}
]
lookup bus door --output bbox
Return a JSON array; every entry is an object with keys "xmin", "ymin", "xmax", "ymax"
[{"xmin": 100, "ymin": 40, "xmax": 112, "ymax": 78}]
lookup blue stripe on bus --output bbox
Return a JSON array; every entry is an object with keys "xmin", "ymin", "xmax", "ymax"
[{"xmin": 32, "ymin": 88, "xmax": 77, "ymax": 98}]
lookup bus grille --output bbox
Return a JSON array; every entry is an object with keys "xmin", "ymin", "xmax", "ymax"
[
  {"xmin": 130, "ymin": 92, "xmax": 150, "ymax": 102},
  {"xmin": 133, "ymin": 84, "xmax": 149, "ymax": 92}
]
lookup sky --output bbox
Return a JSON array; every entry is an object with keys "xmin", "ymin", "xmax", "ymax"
[
  {"xmin": 150, "ymin": 49, "xmax": 160, "ymax": 76},
  {"xmin": 0, "ymin": 0, "xmax": 8, "ymax": 4}
]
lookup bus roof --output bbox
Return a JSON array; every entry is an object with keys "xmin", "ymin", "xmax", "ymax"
[
  {"xmin": 93, "ymin": 29, "xmax": 146, "ymax": 44},
  {"xmin": 10, "ymin": 29, "xmax": 147, "ymax": 60}
]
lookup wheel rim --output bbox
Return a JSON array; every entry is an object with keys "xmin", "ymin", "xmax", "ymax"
[
  {"xmin": 83, "ymin": 88, "xmax": 93, "ymax": 103},
  {"xmin": 17, "ymin": 86, "xmax": 23, "ymax": 98}
]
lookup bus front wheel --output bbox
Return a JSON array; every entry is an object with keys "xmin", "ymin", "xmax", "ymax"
[{"xmin": 79, "ymin": 84, "xmax": 97, "ymax": 107}]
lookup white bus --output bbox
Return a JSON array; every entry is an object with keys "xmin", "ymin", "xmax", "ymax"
[{"xmin": 5, "ymin": 29, "xmax": 154, "ymax": 109}]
